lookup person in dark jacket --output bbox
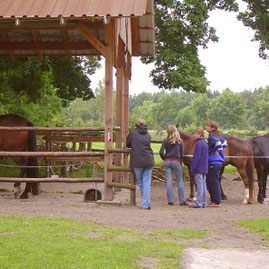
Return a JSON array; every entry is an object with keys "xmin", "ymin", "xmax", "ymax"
[
  {"xmin": 189, "ymin": 127, "xmax": 208, "ymax": 208},
  {"xmin": 159, "ymin": 125, "xmax": 188, "ymax": 206},
  {"xmin": 206, "ymin": 121, "xmax": 227, "ymax": 207},
  {"xmin": 126, "ymin": 119, "xmax": 154, "ymax": 209}
]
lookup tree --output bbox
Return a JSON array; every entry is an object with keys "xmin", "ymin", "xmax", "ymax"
[
  {"xmin": 151, "ymin": 91, "xmax": 185, "ymax": 127},
  {"xmin": 208, "ymin": 89, "xmax": 247, "ymax": 128},
  {"xmin": 131, "ymin": 100, "xmax": 157, "ymax": 129},
  {"xmin": 0, "ymin": 86, "xmax": 65, "ymax": 126},
  {"xmin": 142, "ymin": 0, "xmax": 238, "ymax": 92},
  {"xmin": 0, "ymin": 56, "xmax": 100, "ymax": 104},
  {"xmin": 238, "ymin": 0, "xmax": 269, "ymax": 59},
  {"xmin": 252, "ymin": 86, "xmax": 269, "ymax": 129},
  {"xmin": 65, "ymin": 98, "xmax": 95, "ymax": 126},
  {"xmin": 176, "ymin": 106, "xmax": 195, "ymax": 129},
  {"xmin": 191, "ymin": 94, "xmax": 210, "ymax": 126},
  {"xmin": 129, "ymin": 92, "xmax": 154, "ymax": 113}
]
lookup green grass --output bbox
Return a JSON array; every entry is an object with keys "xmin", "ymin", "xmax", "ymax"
[
  {"xmin": 222, "ymin": 164, "xmax": 238, "ymax": 175},
  {"xmin": 92, "ymin": 142, "xmax": 165, "ymax": 166},
  {"xmin": 236, "ymin": 219, "xmax": 269, "ymax": 247},
  {"xmin": 0, "ymin": 215, "xmax": 207, "ymax": 268},
  {"xmin": 149, "ymin": 229, "xmax": 206, "ymax": 240},
  {"xmin": 0, "ymin": 159, "xmax": 20, "ymax": 177}
]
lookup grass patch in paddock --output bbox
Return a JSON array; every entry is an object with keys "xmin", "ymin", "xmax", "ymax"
[
  {"xmin": 0, "ymin": 215, "xmax": 207, "ymax": 268},
  {"xmin": 150, "ymin": 229, "xmax": 206, "ymax": 240},
  {"xmin": 236, "ymin": 219, "xmax": 269, "ymax": 247},
  {"xmin": 222, "ymin": 164, "xmax": 238, "ymax": 175},
  {"xmin": 0, "ymin": 159, "xmax": 20, "ymax": 177}
]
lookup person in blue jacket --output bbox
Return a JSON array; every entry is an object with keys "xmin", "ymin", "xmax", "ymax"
[
  {"xmin": 205, "ymin": 121, "xmax": 227, "ymax": 207},
  {"xmin": 189, "ymin": 127, "xmax": 208, "ymax": 208}
]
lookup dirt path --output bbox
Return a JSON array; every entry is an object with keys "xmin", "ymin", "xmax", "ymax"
[
  {"xmin": 0, "ymin": 176, "xmax": 268, "ymax": 267},
  {"xmin": 182, "ymin": 248, "xmax": 269, "ymax": 269}
]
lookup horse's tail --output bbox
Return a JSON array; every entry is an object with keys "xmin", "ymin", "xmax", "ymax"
[
  {"xmin": 26, "ymin": 121, "xmax": 39, "ymax": 194},
  {"xmin": 246, "ymin": 147, "xmax": 255, "ymax": 202}
]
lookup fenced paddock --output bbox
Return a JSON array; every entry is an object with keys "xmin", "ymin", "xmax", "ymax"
[{"xmin": 0, "ymin": 126, "xmax": 136, "ymax": 204}]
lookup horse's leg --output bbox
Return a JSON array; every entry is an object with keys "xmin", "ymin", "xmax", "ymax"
[
  {"xmin": 262, "ymin": 170, "xmax": 267, "ymax": 200},
  {"xmin": 20, "ymin": 183, "xmax": 31, "ymax": 199},
  {"xmin": 13, "ymin": 157, "xmax": 27, "ymax": 199},
  {"xmin": 257, "ymin": 166, "xmax": 265, "ymax": 204},
  {"xmin": 245, "ymin": 157, "xmax": 254, "ymax": 204},
  {"xmin": 18, "ymin": 157, "xmax": 33, "ymax": 199},
  {"xmin": 14, "ymin": 167, "xmax": 26, "ymax": 198},
  {"xmin": 237, "ymin": 164, "xmax": 252, "ymax": 204},
  {"xmin": 14, "ymin": 181, "xmax": 21, "ymax": 198},
  {"xmin": 219, "ymin": 166, "xmax": 227, "ymax": 200},
  {"xmin": 27, "ymin": 129, "xmax": 40, "ymax": 196},
  {"xmin": 187, "ymin": 167, "xmax": 196, "ymax": 201}
]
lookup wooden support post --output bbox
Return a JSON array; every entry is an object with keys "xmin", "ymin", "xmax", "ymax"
[
  {"xmin": 60, "ymin": 143, "xmax": 67, "ymax": 177},
  {"xmin": 122, "ymin": 53, "xmax": 131, "ymax": 184},
  {"xmin": 103, "ymin": 20, "xmax": 114, "ymax": 201},
  {"xmin": 115, "ymin": 39, "xmax": 125, "ymax": 190},
  {"xmin": 45, "ymin": 132, "xmax": 52, "ymax": 177},
  {"xmin": 45, "ymin": 138, "xmax": 50, "ymax": 177},
  {"xmin": 87, "ymin": 142, "xmax": 92, "ymax": 151},
  {"xmin": 130, "ymin": 172, "xmax": 136, "ymax": 205}
]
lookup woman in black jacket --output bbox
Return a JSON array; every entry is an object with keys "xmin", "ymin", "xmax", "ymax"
[
  {"xmin": 126, "ymin": 119, "xmax": 154, "ymax": 209},
  {"xmin": 159, "ymin": 125, "xmax": 188, "ymax": 206}
]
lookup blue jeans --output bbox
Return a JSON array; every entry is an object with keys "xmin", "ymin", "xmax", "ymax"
[
  {"xmin": 206, "ymin": 163, "xmax": 222, "ymax": 205},
  {"xmin": 164, "ymin": 161, "xmax": 186, "ymax": 203},
  {"xmin": 194, "ymin": 173, "xmax": 207, "ymax": 208},
  {"xmin": 133, "ymin": 167, "xmax": 152, "ymax": 208}
]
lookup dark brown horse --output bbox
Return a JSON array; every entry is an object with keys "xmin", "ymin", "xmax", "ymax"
[
  {"xmin": 250, "ymin": 134, "xmax": 269, "ymax": 203},
  {"xmin": 0, "ymin": 114, "xmax": 39, "ymax": 199},
  {"xmin": 177, "ymin": 129, "xmax": 254, "ymax": 204}
]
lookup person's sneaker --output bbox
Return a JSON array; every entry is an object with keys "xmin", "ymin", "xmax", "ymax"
[
  {"xmin": 180, "ymin": 201, "xmax": 188, "ymax": 206},
  {"xmin": 207, "ymin": 203, "xmax": 220, "ymax": 208},
  {"xmin": 142, "ymin": 207, "xmax": 151, "ymax": 210},
  {"xmin": 168, "ymin": 202, "xmax": 174, "ymax": 206}
]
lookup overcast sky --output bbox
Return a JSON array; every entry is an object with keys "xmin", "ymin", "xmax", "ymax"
[{"xmin": 91, "ymin": 8, "xmax": 269, "ymax": 96}]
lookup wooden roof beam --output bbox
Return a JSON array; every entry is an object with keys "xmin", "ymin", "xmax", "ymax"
[
  {"xmin": 62, "ymin": 28, "xmax": 72, "ymax": 60},
  {"xmin": 77, "ymin": 22, "xmax": 108, "ymax": 57},
  {"xmin": 0, "ymin": 41, "xmax": 94, "ymax": 50},
  {"xmin": 1, "ymin": 30, "xmax": 14, "ymax": 60},
  {"xmin": 32, "ymin": 30, "xmax": 43, "ymax": 61},
  {"xmin": 131, "ymin": 17, "xmax": 139, "ymax": 56}
]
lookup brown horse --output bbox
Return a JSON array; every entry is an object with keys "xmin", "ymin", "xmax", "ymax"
[
  {"xmin": 177, "ymin": 129, "xmax": 254, "ymax": 204},
  {"xmin": 0, "ymin": 114, "xmax": 39, "ymax": 199}
]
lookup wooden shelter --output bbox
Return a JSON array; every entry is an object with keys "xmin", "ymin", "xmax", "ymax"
[{"xmin": 0, "ymin": 0, "xmax": 155, "ymax": 201}]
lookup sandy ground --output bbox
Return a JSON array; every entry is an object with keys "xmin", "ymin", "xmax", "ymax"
[
  {"xmin": 0, "ymin": 176, "xmax": 268, "ymax": 268},
  {"xmin": 182, "ymin": 248, "xmax": 269, "ymax": 269}
]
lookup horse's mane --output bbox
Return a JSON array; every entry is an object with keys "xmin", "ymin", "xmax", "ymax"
[
  {"xmin": 220, "ymin": 133, "xmax": 233, "ymax": 139},
  {"xmin": 177, "ymin": 129, "xmax": 194, "ymax": 140},
  {"xmin": 250, "ymin": 133, "xmax": 269, "ymax": 141}
]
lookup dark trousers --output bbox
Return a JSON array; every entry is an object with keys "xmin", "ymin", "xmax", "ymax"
[{"xmin": 206, "ymin": 163, "xmax": 222, "ymax": 205}]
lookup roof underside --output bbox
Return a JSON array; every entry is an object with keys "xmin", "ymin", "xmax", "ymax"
[{"xmin": 0, "ymin": 0, "xmax": 155, "ymax": 58}]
